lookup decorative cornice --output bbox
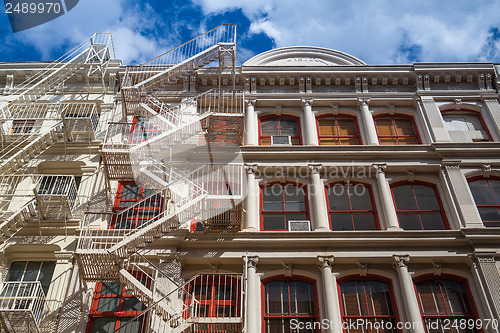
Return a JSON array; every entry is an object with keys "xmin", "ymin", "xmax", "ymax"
[{"xmin": 55, "ymin": 251, "xmax": 74, "ymax": 264}]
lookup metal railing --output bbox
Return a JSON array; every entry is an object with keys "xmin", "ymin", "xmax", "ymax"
[{"xmin": 0, "ymin": 281, "xmax": 47, "ymax": 325}]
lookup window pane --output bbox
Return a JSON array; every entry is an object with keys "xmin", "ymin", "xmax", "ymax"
[
  {"xmin": 290, "ymin": 281, "xmax": 314, "ymax": 314},
  {"xmin": 284, "ymin": 213, "xmax": 307, "ymax": 224},
  {"xmin": 279, "ymin": 119, "xmax": 299, "ymax": 136},
  {"xmin": 337, "ymin": 119, "xmax": 357, "ymax": 136},
  {"xmin": 23, "ymin": 262, "xmax": 41, "ymax": 281},
  {"xmin": 328, "ymin": 186, "xmax": 350, "ymax": 211},
  {"xmin": 96, "ymin": 297, "xmax": 120, "ymax": 312},
  {"xmin": 319, "ymin": 119, "xmax": 336, "ymax": 136},
  {"xmin": 350, "ymin": 186, "xmax": 372, "ymax": 211},
  {"xmin": 92, "ymin": 318, "xmax": 117, "ymax": 333},
  {"xmin": 379, "ymin": 137, "xmax": 397, "ymax": 145},
  {"xmin": 6, "ymin": 262, "xmax": 26, "ymax": 282},
  {"xmin": 101, "ymin": 282, "xmax": 122, "ymax": 295},
  {"xmin": 469, "ymin": 181, "xmax": 496, "ymax": 205},
  {"xmin": 265, "ymin": 281, "xmax": 288, "ymax": 314},
  {"xmin": 261, "ymin": 119, "xmax": 280, "ymax": 136},
  {"xmin": 261, "ymin": 137, "xmax": 271, "ymax": 146},
  {"xmin": 352, "ymin": 213, "xmax": 376, "ymax": 230},
  {"xmin": 263, "ymin": 214, "xmax": 286, "ymax": 231},
  {"xmin": 394, "ymin": 118, "xmax": 415, "ymax": 136},
  {"xmin": 397, "ymin": 137, "xmax": 418, "ymax": 144},
  {"xmin": 39, "ymin": 262, "xmax": 55, "ymax": 295},
  {"xmin": 397, "ymin": 212, "xmax": 421, "ymax": 230},
  {"xmin": 263, "ymin": 186, "xmax": 284, "ymax": 211},
  {"xmin": 490, "ymin": 180, "xmax": 500, "ymax": 201},
  {"xmin": 284, "ymin": 187, "xmax": 305, "ymax": 211},
  {"xmin": 123, "ymin": 297, "xmax": 144, "ymax": 311},
  {"xmin": 413, "ymin": 185, "xmax": 440, "ymax": 210},
  {"xmin": 121, "ymin": 184, "xmax": 141, "ymax": 201},
  {"xmin": 478, "ymin": 208, "xmax": 500, "ymax": 224},
  {"xmin": 120, "ymin": 318, "xmax": 143, "ymax": 333},
  {"xmin": 420, "ymin": 212, "xmax": 445, "ymax": 230},
  {"xmin": 340, "ymin": 281, "xmax": 364, "ymax": 316},
  {"xmin": 392, "ymin": 186, "xmax": 417, "ymax": 210},
  {"xmin": 444, "ymin": 117, "xmax": 469, "ymax": 131},
  {"xmin": 339, "ymin": 137, "xmax": 359, "ymax": 145},
  {"xmin": 331, "ymin": 213, "xmax": 353, "ymax": 231},
  {"xmin": 376, "ymin": 119, "xmax": 395, "ymax": 136},
  {"xmin": 365, "ymin": 281, "xmax": 392, "ymax": 316},
  {"xmin": 319, "ymin": 137, "xmax": 338, "ymax": 145}
]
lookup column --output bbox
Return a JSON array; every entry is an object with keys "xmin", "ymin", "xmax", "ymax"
[
  {"xmin": 318, "ymin": 256, "xmax": 342, "ymax": 333},
  {"xmin": 359, "ymin": 99, "xmax": 379, "ymax": 145},
  {"xmin": 245, "ymin": 99, "xmax": 258, "ymax": 146},
  {"xmin": 393, "ymin": 255, "xmax": 425, "ymax": 333},
  {"xmin": 47, "ymin": 252, "xmax": 74, "ymax": 328},
  {"xmin": 246, "ymin": 256, "xmax": 260, "ymax": 333},
  {"xmin": 443, "ymin": 163, "xmax": 484, "ymax": 228},
  {"xmin": 302, "ymin": 99, "xmax": 319, "ymax": 146},
  {"xmin": 243, "ymin": 164, "xmax": 259, "ymax": 231},
  {"xmin": 419, "ymin": 97, "xmax": 451, "ymax": 142},
  {"xmin": 472, "ymin": 253, "xmax": 500, "ymax": 321},
  {"xmin": 373, "ymin": 164, "xmax": 401, "ymax": 230},
  {"xmin": 483, "ymin": 98, "xmax": 500, "ymax": 141},
  {"xmin": 308, "ymin": 164, "xmax": 330, "ymax": 231}
]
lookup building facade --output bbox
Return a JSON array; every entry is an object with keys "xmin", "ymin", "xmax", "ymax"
[{"xmin": 0, "ymin": 25, "xmax": 499, "ymax": 333}]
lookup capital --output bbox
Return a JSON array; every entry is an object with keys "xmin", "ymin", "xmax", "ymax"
[
  {"xmin": 55, "ymin": 251, "xmax": 74, "ymax": 264},
  {"xmin": 308, "ymin": 164, "xmax": 323, "ymax": 176},
  {"xmin": 358, "ymin": 98, "xmax": 370, "ymax": 108},
  {"xmin": 372, "ymin": 163, "xmax": 387, "ymax": 176},
  {"xmin": 247, "ymin": 256, "xmax": 259, "ymax": 269},
  {"xmin": 245, "ymin": 164, "xmax": 258, "ymax": 175},
  {"xmin": 302, "ymin": 98, "xmax": 313, "ymax": 108},
  {"xmin": 318, "ymin": 256, "xmax": 334, "ymax": 269},
  {"xmin": 246, "ymin": 98, "xmax": 257, "ymax": 107},
  {"xmin": 393, "ymin": 254, "xmax": 410, "ymax": 268}
]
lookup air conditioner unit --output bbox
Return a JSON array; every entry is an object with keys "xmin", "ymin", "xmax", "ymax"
[
  {"xmin": 288, "ymin": 220, "xmax": 311, "ymax": 232},
  {"xmin": 271, "ymin": 135, "xmax": 291, "ymax": 145}
]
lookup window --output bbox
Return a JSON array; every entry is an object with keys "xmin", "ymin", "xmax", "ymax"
[
  {"xmin": 317, "ymin": 116, "xmax": 361, "ymax": 145},
  {"xmin": 391, "ymin": 183, "xmax": 448, "ymax": 230},
  {"xmin": 326, "ymin": 182, "xmax": 378, "ymax": 231},
  {"xmin": 87, "ymin": 281, "xmax": 146, "ymax": 333},
  {"xmin": 10, "ymin": 120, "xmax": 35, "ymax": 134},
  {"xmin": 111, "ymin": 182, "xmax": 162, "ymax": 229},
  {"xmin": 260, "ymin": 116, "xmax": 301, "ymax": 146},
  {"xmin": 375, "ymin": 115, "xmax": 420, "ymax": 145},
  {"xmin": 129, "ymin": 116, "xmax": 161, "ymax": 144},
  {"xmin": 468, "ymin": 178, "xmax": 500, "ymax": 227},
  {"xmin": 442, "ymin": 111, "xmax": 491, "ymax": 143},
  {"xmin": 415, "ymin": 277, "xmax": 477, "ymax": 333},
  {"xmin": 263, "ymin": 277, "xmax": 317, "ymax": 333},
  {"xmin": 339, "ymin": 279, "xmax": 397, "ymax": 332},
  {"xmin": 3, "ymin": 261, "xmax": 55, "ymax": 296},
  {"xmin": 261, "ymin": 183, "xmax": 309, "ymax": 231}
]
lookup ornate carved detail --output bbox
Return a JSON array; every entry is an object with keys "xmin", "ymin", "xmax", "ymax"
[
  {"xmin": 302, "ymin": 98, "xmax": 313, "ymax": 108},
  {"xmin": 308, "ymin": 164, "xmax": 323, "ymax": 176},
  {"xmin": 443, "ymin": 161, "xmax": 461, "ymax": 170},
  {"xmin": 246, "ymin": 98, "xmax": 257, "ymax": 107},
  {"xmin": 407, "ymin": 170, "xmax": 416, "ymax": 183},
  {"xmin": 247, "ymin": 256, "xmax": 259, "ymax": 269},
  {"xmin": 283, "ymin": 263, "xmax": 293, "ymax": 277},
  {"xmin": 245, "ymin": 164, "xmax": 259, "ymax": 176},
  {"xmin": 372, "ymin": 163, "xmax": 387, "ymax": 176},
  {"xmin": 454, "ymin": 99, "xmax": 462, "ymax": 110},
  {"xmin": 358, "ymin": 98, "xmax": 370, "ymax": 108},
  {"xmin": 393, "ymin": 254, "xmax": 410, "ymax": 268},
  {"xmin": 432, "ymin": 261, "xmax": 442, "ymax": 276},
  {"xmin": 331, "ymin": 104, "xmax": 339, "ymax": 115},
  {"xmin": 54, "ymin": 251, "xmax": 74, "ymax": 264},
  {"xmin": 483, "ymin": 164, "xmax": 491, "ymax": 178},
  {"xmin": 318, "ymin": 256, "xmax": 334, "ymax": 270},
  {"xmin": 358, "ymin": 263, "xmax": 368, "ymax": 277},
  {"xmin": 210, "ymin": 262, "xmax": 219, "ymax": 273},
  {"xmin": 275, "ymin": 105, "xmax": 282, "ymax": 115}
]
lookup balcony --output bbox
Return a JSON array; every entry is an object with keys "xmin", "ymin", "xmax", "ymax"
[
  {"xmin": 0, "ymin": 281, "xmax": 48, "ymax": 333},
  {"xmin": 100, "ymin": 122, "xmax": 135, "ymax": 180},
  {"xmin": 61, "ymin": 102, "xmax": 100, "ymax": 142},
  {"xmin": 33, "ymin": 175, "xmax": 78, "ymax": 220}
]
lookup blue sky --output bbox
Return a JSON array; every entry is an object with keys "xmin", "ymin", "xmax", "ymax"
[{"xmin": 1, "ymin": 0, "xmax": 500, "ymax": 65}]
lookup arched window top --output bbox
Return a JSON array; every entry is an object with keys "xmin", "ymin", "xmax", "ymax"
[
  {"xmin": 316, "ymin": 114, "xmax": 361, "ymax": 145},
  {"xmin": 374, "ymin": 114, "xmax": 420, "ymax": 145},
  {"xmin": 259, "ymin": 115, "xmax": 301, "ymax": 146},
  {"xmin": 325, "ymin": 182, "xmax": 378, "ymax": 231},
  {"xmin": 468, "ymin": 177, "xmax": 500, "ymax": 227},
  {"xmin": 260, "ymin": 182, "xmax": 309, "ymax": 231},
  {"xmin": 391, "ymin": 182, "xmax": 448, "ymax": 230},
  {"xmin": 442, "ymin": 110, "xmax": 491, "ymax": 142}
]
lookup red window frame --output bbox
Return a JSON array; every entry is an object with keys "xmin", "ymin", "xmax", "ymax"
[
  {"xmin": 86, "ymin": 275, "xmax": 150, "ymax": 333},
  {"xmin": 391, "ymin": 181, "xmax": 449, "ymax": 230},
  {"xmin": 468, "ymin": 176, "xmax": 500, "ymax": 227},
  {"xmin": 413, "ymin": 274, "xmax": 481, "ymax": 333},
  {"xmin": 325, "ymin": 182, "xmax": 379, "ymax": 231},
  {"xmin": 337, "ymin": 275, "xmax": 400, "ymax": 333},
  {"xmin": 261, "ymin": 275, "xmax": 319, "ymax": 333},
  {"xmin": 111, "ymin": 181, "xmax": 162, "ymax": 229},
  {"xmin": 260, "ymin": 182, "xmax": 310, "ymax": 231},
  {"xmin": 259, "ymin": 115, "xmax": 302, "ymax": 146},
  {"xmin": 441, "ymin": 109, "xmax": 492, "ymax": 142},
  {"xmin": 316, "ymin": 114, "xmax": 362, "ymax": 145},
  {"xmin": 129, "ymin": 116, "xmax": 161, "ymax": 144},
  {"xmin": 374, "ymin": 114, "xmax": 421, "ymax": 145}
]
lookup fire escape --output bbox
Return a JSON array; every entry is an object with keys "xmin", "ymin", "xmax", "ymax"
[
  {"xmin": 76, "ymin": 25, "xmax": 246, "ymax": 332},
  {"xmin": 0, "ymin": 33, "xmax": 114, "ymax": 332}
]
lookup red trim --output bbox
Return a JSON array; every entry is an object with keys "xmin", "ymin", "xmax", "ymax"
[
  {"xmin": 441, "ymin": 109, "xmax": 493, "ymax": 142},
  {"xmin": 412, "ymin": 274, "xmax": 482, "ymax": 333},
  {"xmin": 258, "ymin": 115, "xmax": 303, "ymax": 146},
  {"xmin": 261, "ymin": 275, "xmax": 320, "ymax": 333},
  {"xmin": 337, "ymin": 275, "xmax": 401, "ymax": 333},
  {"xmin": 259, "ymin": 181, "xmax": 310, "ymax": 231},
  {"xmin": 390, "ymin": 181, "xmax": 449, "ymax": 230},
  {"xmin": 315, "ymin": 114, "xmax": 363, "ymax": 145},
  {"xmin": 373, "ymin": 113, "xmax": 422, "ymax": 145},
  {"xmin": 324, "ymin": 181, "xmax": 380, "ymax": 230}
]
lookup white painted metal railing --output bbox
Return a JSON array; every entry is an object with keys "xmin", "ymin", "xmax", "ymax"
[{"xmin": 0, "ymin": 281, "xmax": 47, "ymax": 329}]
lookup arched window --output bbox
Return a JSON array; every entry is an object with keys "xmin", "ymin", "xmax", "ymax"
[
  {"xmin": 415, "ymin": 277, "xmax": 478, "ymax": 332},
  {"xmin": 391, "ymin": 182, "xmax": 448, "ymax": 230},
  {"xmin": 338, "ymin": 278, "xmax": 397, "ymax": 331},
  {"xmin": 263, "ymin": 277, "xmax": 318, "ymax": 333},
  {"xmin": 317, "ymin": 115, "xmax": 361, "ymax": 145},
  {"xmin": 374, "ymin": 114, "xmax": 420, "ymax": 145},
  {"xmin": 260, "ymin": 116, "xmax": 301, "ymax": 146},
  {"xmin": 326, "ymin": 182, "xmax": 378, "ymax": 230},
  {"xmin": 468, "ymin": 178, "xmax": 500, "ymax": 227},
  {"xmin": 261, "ymin": 183, "xmax": 309, "ymax": 231},
  {"xmin": 442, "ymin": 110, "xmax": 491, "ymax": 143}
]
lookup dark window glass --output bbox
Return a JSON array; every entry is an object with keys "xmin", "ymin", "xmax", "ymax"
[
  {"xmin": 260, "ymin": 117, "xmax": 301, "ymax": 146},
  {"xmin": 262, "ymin": 184, "xmax": 308, "ymax": 231},
  {"xmin": 469, "ymin": 179, "xmax": 500, "ymax": 227}
]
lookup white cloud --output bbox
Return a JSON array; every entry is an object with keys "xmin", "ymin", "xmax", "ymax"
[{"xmin": 193, "ymin": 0, "xmax": 500, "ymax": 64}]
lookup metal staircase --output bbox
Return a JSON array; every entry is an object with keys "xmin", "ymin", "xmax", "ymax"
[{"xmin": 77, "ymin": 25, "xmax": 245, "ymax": 332}]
